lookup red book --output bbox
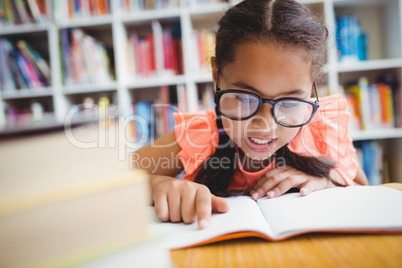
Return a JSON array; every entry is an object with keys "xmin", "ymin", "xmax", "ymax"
[
  {"xmin": 133, "ymin": 37, "xmax": 143, "ymax": 78},
  {"xmin": 147, "ymin": 34, "xmax": 156, "ymax": 75},
  {"xmin": 35, "ymin": 0, "xmax": 47, "ymax": 15}
]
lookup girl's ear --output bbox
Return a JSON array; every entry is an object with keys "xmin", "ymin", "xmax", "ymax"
[{"xmin": 211, "ymin": 57, "xmax": 218, "ymax": 90}]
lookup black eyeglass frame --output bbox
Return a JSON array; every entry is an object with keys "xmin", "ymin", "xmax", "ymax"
[{"xmin": 215, "ymin": 74, "xmax": 320, "ymax": 128}]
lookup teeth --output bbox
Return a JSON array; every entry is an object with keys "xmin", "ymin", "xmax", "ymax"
[{"xmin": 250, "ymin": 137, "xmax": 271, "ymax": 145}]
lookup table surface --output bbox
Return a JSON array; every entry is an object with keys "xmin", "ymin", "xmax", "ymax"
[{"xmin": 170, "ymin": 183, "xmax": 402, "ymax": 268}]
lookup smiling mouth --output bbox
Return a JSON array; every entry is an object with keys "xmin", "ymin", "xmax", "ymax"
[
  {"xmin": 249, "ymin": 137, "xmax": 272, "ymax": 144},
  {"xmin": 245, "ymin": 137, "xmax": 278, "ymax": 153}
]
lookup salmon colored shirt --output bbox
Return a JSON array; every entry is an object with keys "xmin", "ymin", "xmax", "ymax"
[{"xmin": 173, "ymin": 94, "xmax": 358, "ymax": 191}]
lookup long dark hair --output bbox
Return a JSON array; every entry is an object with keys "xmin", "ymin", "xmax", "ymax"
[{"xmin": 194, "ymin": 0, "xmax": 337, "ymax": 196}]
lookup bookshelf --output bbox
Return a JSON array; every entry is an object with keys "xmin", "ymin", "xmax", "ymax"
[{"xmin": 0, "ymin": 0, "xmax": 401, "ymax": 183}]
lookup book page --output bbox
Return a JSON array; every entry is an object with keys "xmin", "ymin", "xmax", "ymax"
[
  {"xmin": 155, "ymin": 196, "xmax": 275, "ymax": 249},
  {"xmin": 257, "ymin": 186, "xmax": 402, "ymax": 239}
]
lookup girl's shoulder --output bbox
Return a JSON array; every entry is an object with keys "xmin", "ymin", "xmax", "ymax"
[
  {"xmin": 173, "ymin": 110, "xmax": 220, "ymax": 181},
  {"xmin": 288, "ymin": 94, "xmax": 357, "ymax": 185},
  {"xmin": 289, "ymin": 94, "xmax": 351, "ymax": 155},
  {"xmin": 173, "ymin": 109, "xmax": 219, "ymax": 154}
]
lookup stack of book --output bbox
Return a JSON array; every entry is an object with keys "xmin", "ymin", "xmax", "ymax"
[
  {"xmin": 0, "ymin": 123, "xmax": 172, "ymax": 268},
  {"xmin": 0, "ymin": 39, "xmax": 51, "ymax": 92},
  {"xmin": 60, "ymin": 28, "xmax": 114, "ymax": 86},
  {"xmin": 344, "ymin": 76, "xmax": 401, "ymax": 131},
  {"xmin": 126, "ymin": 22, "xmax": 183, "ymax": 80},
  {"xmin": 0, "ymin": 0, "xmax": 47, "ymax": 26},
  {"xmin": 53, "ymin": 0, "xmax": 110, "ymax": 23},
  {"xmin": 336, "ymin": 14, "xmax": 368, "ymax": 63}
]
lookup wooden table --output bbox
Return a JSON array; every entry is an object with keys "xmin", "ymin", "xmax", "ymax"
[{"xmin": 170, "ymin": 183, "xmax": 402, "ymax": 268}]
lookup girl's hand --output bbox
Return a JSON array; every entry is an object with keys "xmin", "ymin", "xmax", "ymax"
[
  {"xmin": 250, "ymin": 166, "xmax": 336, "ymax": 200},
  {"xmin": 151, "ymin": 176, "xmax": 230, "ymax": 229}
]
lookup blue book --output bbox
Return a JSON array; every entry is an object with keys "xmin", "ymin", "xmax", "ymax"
[
  {"xmin": 0, "ymin": 39, "xmax": 16, "ymax": 91},
  {"xmin": 12, "ymin": 46, "xmax": 34, "ymax": 88},
  {"xmin": 61, "ymin": 29, "xmax": 74, "ymax": 85},
  {"xmin": 135, "ymin": 101, "xmax": 152, "ymax": 144},
  {"xmin": 336, "ymin": 16, "xmax": 348, "ymax": 60}
]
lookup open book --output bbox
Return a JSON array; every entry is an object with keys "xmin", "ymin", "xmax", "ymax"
[{"xmin": 154, "ymin": 186, "xmax": 402, "ymax": 249}]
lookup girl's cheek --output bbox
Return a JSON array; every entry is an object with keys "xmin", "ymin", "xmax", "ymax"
[{"xmin": 222, "ymin": 118, "xmax": 242, "ymax": 143}]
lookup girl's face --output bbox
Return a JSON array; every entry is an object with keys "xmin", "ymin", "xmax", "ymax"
[{"xmin": 214, "ymin": 42, "xmax": 314, "ymax": 160}]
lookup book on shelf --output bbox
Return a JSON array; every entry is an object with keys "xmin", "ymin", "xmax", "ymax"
[
  {"xmin": 60, "ymin": 28, "xmax": 114, "ymax": 86},
  {"xmin": 0, "ymin": 0, "xmax": 47, "ymax": 26},
  {"xmin": 0, "ymin": 38, "xmax": 50, "ymax": 92},
  {"xmin": 126, "ymin": 22, "xmax": 183, "ymax": 80},
  {"xmin": 355, "ymin": 140, "xmax": 384, "ymax": 185},
  {"xmin": 192, "ymin": 29, "xmax": 215, "ymax": 75},
  {"xmin": 54, "ymin": 0, "xmax": 110, "ymax": 23},
  {"xmin": 120, "ymin": 0, "xmax": 180, "ymax": 12},
  {"xmin": 131, "ymin": 85, "xmax": 185, "ymax": 143},
  {"xmin": 0, "ymin": 123, "xmax": 173, "ymax": 268},
  {"xmin": 156, "ymin": 186, "xmax": 402, "ymax": 250},
  {"xmin": 344, "ymin": 76, "xmax": 399, "ymax": 131},
  {"xmin": 336, "ymin": 14, "xmax": 368, "ymax": 63}
]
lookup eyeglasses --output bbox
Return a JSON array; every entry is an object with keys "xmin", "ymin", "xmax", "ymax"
[{"xmin": 215, "ymin": 73, "xmax": 320, "ymax": 128}]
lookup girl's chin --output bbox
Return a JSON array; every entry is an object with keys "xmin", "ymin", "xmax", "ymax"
[{"xmin": 239, "ymin": 146, "xmax": 277, "ymax": 160}]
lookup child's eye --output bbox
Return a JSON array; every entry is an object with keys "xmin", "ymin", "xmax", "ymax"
[
  {"xmin": 277, "ymin": 101, "xmax": 299, "ymax": 110},
  {"xmin": 236, "ymin": 96, "xmax": 258, "ymax": 104}
]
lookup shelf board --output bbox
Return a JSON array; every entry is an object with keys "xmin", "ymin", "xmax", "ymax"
[
  {"xmin": 63, "ymin": 82, "xmax": 118, "ymax": 95},
  {"xmin": 2, "ymin": 88, "xmax": 53, "ymax": 100},
  {"xmin": 58, "ymin": 15, "xmax": 113, "ymax": 28},
  {"xmin": 0, "ymin": 117, "xmax": 99, "ymax": 137},
  {"xmin": 0, "ymin": 23, "xmax": 50, "ymax": 36},
  {"xmin": 126, "ymin": 75, "xmax": 186, "ymax": 89},
  {"xmin": 121, "ymin": 8, "xmax": 181, "ymax": 23},
  {"xmin": 350, "ymin": 128, "xmax": 402, "ymax": 141},
  {"xmin": 336, "ymin": 58, "xmax": 402, "ymax": 73},
  {"xmin": 192, "ymin": 73, "xmax": 213, "ymax": 83}
]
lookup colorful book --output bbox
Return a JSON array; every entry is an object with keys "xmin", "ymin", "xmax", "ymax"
[
  {"xmin": 16, "ymin": 40, "xmax": 51, "ymax": 84},
  {"xmin": 14, "ymin": 0, "xmax": 32, "ymax": 24}
]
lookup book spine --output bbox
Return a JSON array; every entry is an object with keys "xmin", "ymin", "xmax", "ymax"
[
  {"xmin": 3, "ymin": 0, "xmax": 16, "ymax": 25},
  {"xmin": 152, "ymin": 20, "xmax": 164, "ymax": 76},
  {"xmin": 26, "ymin": 0, "xmax": 44, "ymax": 23},
  {"xmin": 0, "ymin": 40, "xmax": 17, "ymax": 91},
  {"xmin": 60, "ymin": 29, "xmax": 74, "ymax": 85},
  {"xmin": 357, "ymin": 77, "xmax": 371, "ymax": 130}
]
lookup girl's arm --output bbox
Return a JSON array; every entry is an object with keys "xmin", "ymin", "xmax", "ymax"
[{"xmin": 132, "ymin": 131, "xmax": 229, "ymax": 229}]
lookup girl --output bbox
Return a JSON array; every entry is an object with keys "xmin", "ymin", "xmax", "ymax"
[{"xmin": 134, "ymin": 0, "xmax": 369, "ymax": 229}]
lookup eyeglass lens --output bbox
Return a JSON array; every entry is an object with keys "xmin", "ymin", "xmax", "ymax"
[{"xmin": 218, "ymin": 92, "xmax": 314, "ymax": 126}]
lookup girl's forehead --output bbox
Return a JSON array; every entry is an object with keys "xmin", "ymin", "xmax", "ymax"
[{"xmin": 221, "ymin": 42, "xmax": 313, "ymax": 97}]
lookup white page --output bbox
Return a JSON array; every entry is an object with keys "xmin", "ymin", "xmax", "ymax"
[
  {"xmin": 257, "ymin": 186, "xmax": 402, "ymax": 239},
  {"xmin": 154, "ymin": 196, "xmax": 275, "ymax": 249}
]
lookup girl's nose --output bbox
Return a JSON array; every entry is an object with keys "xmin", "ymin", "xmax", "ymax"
[{"xmin": 250, "ymin": 103, "xmax": 278, "ymax": 131}]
